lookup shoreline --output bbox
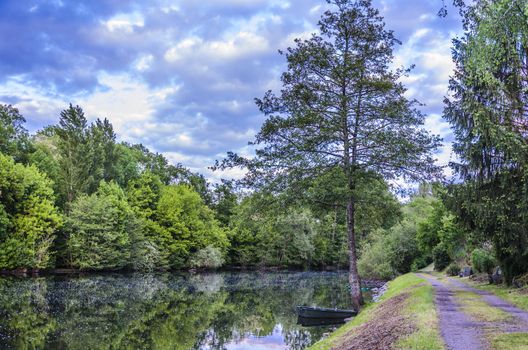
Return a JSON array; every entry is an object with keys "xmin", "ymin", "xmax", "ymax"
[{"xmin": 0, "ymin": 268, "xmax": 387, "ymax": 288}]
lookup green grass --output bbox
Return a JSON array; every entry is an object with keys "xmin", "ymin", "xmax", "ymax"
[
  {"xmin": 454, "ymin": 290, "xmax": 512, "ymax": 323},
  {"xmin": 460, "ymin": 278, "xmax": 528, "ymax": 311},
  {"xmin": 491, "ymin": 333, "xmax": 528, "ymax": 350},
  {"xmin": 395, "ymin": 281, "xmax": 444, "ymax": 350},
  {"xmin": 307, "ymin": 274, "xmax": 444, "ymax": 350}
]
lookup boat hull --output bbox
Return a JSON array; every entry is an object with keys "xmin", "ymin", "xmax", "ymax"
[
  {"xmin": 296, "ymin": 306, "xmax": 356, "ymax": 319},
  {"xmin": 297, "ymin": 316, "xmax": 346, "ymax": 327}
]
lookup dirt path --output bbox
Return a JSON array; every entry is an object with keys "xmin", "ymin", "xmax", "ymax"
[{"xmin": 418, "ymin": 273, "xmax": 528, "ymax": 350}]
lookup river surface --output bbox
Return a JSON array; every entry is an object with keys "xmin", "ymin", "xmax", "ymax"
[{"xmin": 0, "ymin": 271, "xmax": 363, "ymax": 350}]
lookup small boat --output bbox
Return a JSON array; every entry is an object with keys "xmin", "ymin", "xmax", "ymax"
[{"xmin": 296, "ymin": 306, "xmax": 357, "ymax": 319}]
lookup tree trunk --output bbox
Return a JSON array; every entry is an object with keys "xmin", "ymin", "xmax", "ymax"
[{"xmin": 347, "ymin": 196, "xmax": 363, "ymax": 310}]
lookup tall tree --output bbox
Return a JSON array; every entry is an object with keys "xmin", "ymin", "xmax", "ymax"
[
  {"xmin": 444, "ymin": 0, "xmax": 528, "ymax": 283},
  {"xmin": 220, "ymin": 0, "xmax": 441, "ymax": 308},
  {"xmin": 55, "ymin": 105, "xmax": 94, "ymax": 206},
  {"xmin": 89, "ymin": 118, "xmax": 117, "ymax": 191}
]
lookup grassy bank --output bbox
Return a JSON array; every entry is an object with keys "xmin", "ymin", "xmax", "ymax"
[{"xmin": 308, "ymin": 273, "xmax": 443, "ymax": 350}]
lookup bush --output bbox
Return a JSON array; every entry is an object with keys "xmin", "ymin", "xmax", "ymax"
[
  {"xmin": 433, "ymin": 243, "xmax": 451, "ymax": 271},
  {"xmin": 446, "ymin": 263, "xmax": 460, "ymax": 276},
  {"xmin": 471, "ymin": 248, "xmax": 495, "ymax": 274},
  {"xmin": 358, "ymin": 234, "xmax": 395, "ymax": 280},
  {"xmin": 190, "ymin": 246, "xmax": 224, "ymax": 269}
]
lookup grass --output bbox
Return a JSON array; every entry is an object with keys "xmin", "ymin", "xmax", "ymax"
[
  {"xmin": 307, "ymin": 274, "xmax": 444, "ymax": 350},
  {"xmin": 454, "ymin": 290, "xmax": 512, "ymax": 323},
  {"xmin": 394, "ymin": 281, "xmax": 444, "ymax": 350},
  {"xmin": 491, "ymin": 333, "xmax": 528, "ymax": 350},
  {"xmin": 460, "ymin": 278, "xmax": 528, "ymax": 311}
]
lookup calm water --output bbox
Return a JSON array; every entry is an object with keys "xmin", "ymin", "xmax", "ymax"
[{"xmin": 0, "ymin": 271, "xmax": 359, "ymax": 350}]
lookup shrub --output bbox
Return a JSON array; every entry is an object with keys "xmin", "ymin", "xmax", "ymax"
[
  {"xmin": 433, "ymin": 243, "xmax": 451, "ymax": 271},
  {"xmin": 358, "ymin": 237, "xmax": 395, "ymax": 280},
  {"xmin": 446, "ymin": 263, "xmax": 460, "ymax": 276},
  {"xmin": 471, "ymin": 248, "xmax": 495, "ymax": 274},
  {"xmin": 190, "ymin": 246, "xmax": 224, "ymax": 269}
]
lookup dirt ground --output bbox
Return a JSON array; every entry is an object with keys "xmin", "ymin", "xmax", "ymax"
[{"xmin": 333, "ymin": 292, "xmax": 416, "ymax": 350}]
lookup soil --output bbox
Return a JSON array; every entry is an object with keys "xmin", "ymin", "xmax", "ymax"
[
  {"xmin": 333, "ymin": 292, "xmax": 416, "ymax": 350},
  {"xmin": 420, "ymin": 273, "xmax": 528, "ymax": 350}
]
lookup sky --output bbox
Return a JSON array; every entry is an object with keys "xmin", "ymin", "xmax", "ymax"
[{"xmin": 0, "ymin": 0, "xmax": 463, "ymax": 181}]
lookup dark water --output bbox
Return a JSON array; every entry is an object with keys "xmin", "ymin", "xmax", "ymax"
[{"xmin": 0, "ymin": 271, "xmax": 361, "ymax": 350}]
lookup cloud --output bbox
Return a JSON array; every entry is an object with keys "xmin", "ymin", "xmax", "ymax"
[{"xmin": 0, "ymin": 0, "xmax": 463, "ymax": 182}]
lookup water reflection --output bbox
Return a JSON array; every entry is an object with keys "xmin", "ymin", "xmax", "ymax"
[{"xmin": 0, "ymin": 271, "xmax": 355, "ymax": 350}]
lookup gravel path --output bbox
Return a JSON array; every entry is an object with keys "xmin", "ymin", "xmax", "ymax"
[
  {"xmin": 447, "ymin": 278, "xmax": 528, "ymax": 326},
  {"xmin": 419, "ymin": 273, "xmax": 486, "ymax": 350},
  {"xmin": 419, "ymin": 273, "xmax": 528, "ymax": 350}
]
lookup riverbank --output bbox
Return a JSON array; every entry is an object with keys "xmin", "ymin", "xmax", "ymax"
[{"xmin": 308, "ymin": 273, "xmax": 443, "ymax": 350}]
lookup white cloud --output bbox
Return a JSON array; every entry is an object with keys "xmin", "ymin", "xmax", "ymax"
[
  {"xmin": 134, "ymin": 54, "xmax": 154, "ymax": 71},
  {"xmin": 165, "ymin": 31, "xmax": 269, "ymax": 63},
  {"xmin": 104, "ymin": 12, "xmax": 145, "ymax": 33},
  {"xmin": 78, "ymin": 73, "xmax": 180, "ymax": 144}
]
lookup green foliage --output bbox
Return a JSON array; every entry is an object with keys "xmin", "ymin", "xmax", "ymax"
[
  {"xmin": 0, "ymin": 153, "xmax": 62, "ymax": 269},
  {"xmin": 219, "ymin": 0, "xmax": 441, "ymax": 308},
  {"xmin": 28, "ymin": 133, "xmax": 62, "ymax": 201},
  {"xmin": 446, "ymin": 263, "xmax": 460, "ymax": 277},
  {"xmin": 0, "ymin": 104, "xmax": 31, "ymax": 163},
  {"xmin": 156, "ymin": 184, "xmax": 228, "ymax": 268},
  {"xmin": 432, "ymin": 243, "xmax": 451, "ymax": 271},
  {"xmin": 357, "ymin": 231, "xmax": 395, "ymax": 280},
  {"xmin": 66, "ymin": 181, "xmax": 132, "ymax": 270},
  {"xmin": 358, "ymin": 192, "xmax": 439, "ymax": 278},
  {"xmin": 190, "ymin": 246, "xmax": 224, "ymax": 269},
  {"xmin": 227, "ymin": 193, "xmax": 271, "ymax": 266},
  {"xmin": 54, "ymin": 105, "xmax": 96, "ymax": 206},
  {"xmin": 471, "ymin": 248, "xmax": 495, "ymax": 274},
  {"xmin": 444, "ymin": 0, "xmax": 528, "ymax": 284},
  {"xmin": 127, "ymin": 171, "xmax": 170, "ymax": 269},
  {"xmin": 272, "ymin": 209, "xmax": 316, "ymax": 267},
  {"xmin": 416, "ymin": 199, "xmax": 446, "ymax": 256},
  {"xmin": 211, "ymin": 180, "xmax": 238, "ymax": 227},
  {"xmin": 386, "ymin": 221, "xmax": 422, "ymax": 273}
]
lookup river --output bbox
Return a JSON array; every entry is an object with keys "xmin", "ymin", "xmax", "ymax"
[{"xmin": 0, "ymin": 271, "xmax": 364, "ymax": 350}]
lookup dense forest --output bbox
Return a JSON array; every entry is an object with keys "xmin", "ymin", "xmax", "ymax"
[
  {"xmin": 0, "ymin": 102, "xmax": 403, "ymax": 272},
  {"xmin": 1, "ymin": 0, "xmax": 527, "ymax": 310}
]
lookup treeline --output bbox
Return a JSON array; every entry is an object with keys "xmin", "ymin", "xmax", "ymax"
[{"xmin": 0, "ymin": 104, "xmax": 401, "ymax": 271}]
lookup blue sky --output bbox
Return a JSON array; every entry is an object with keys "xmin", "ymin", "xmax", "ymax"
[{"xmin": 0, "ymin": 0, "xmax": 462, "ymax": 180}]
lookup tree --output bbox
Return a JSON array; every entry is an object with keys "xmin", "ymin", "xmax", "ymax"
[
  {"xmin": 156, "ymin": 184, "xmax": 228, "ymax": 268},
  {"xmin": 54, "ymin": 105, "xmax": 119, "ymax": 208},
  {"xmin": 219, "ymin": 0, "xmax": 441, "ymax": 309},
  {"xmin": 127, "ymin": 171, "xmax": 170, "ymax": 269},
  {"xmin": 66, "ymin": 181, "xmax": 132, "ymax": 270},
  {"xmin": 444, "ymin": 0, "xmax": 528, "ymax": 283},
  {"xmin": 54, "ymin": 105, "xmax": 94, "ymax": 206},
  {"xmin": 212, "ymin": 180, "xmax": 238, "ymax": 227},
  {"xmin": 88, "ymin": 117, "xmax": 117, "ymax": 192},
  {"xmin": 0, "ymin": 104, "xmax": 32, "ymax": 163},
  {"xmin": 0, "ymin": 153, "xmax": 62, "ymax": 269}
]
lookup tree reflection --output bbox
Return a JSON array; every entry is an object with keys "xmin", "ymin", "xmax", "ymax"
[{"xmin": 0, "ymin": 272, "xmax": 352, "ymax": 350}]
